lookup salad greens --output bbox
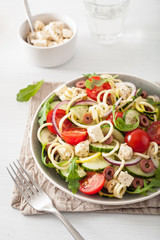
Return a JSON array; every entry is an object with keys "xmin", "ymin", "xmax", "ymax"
[
  {"xmin": 38, "ymin": 94, "xmax": 56, "ymax": 126},
  {"xmin": 85, "ymin": 74, "xmax": 118, "ymax": 90},
  {"xmin": 41, "ymin": 143, "xmax": 54, "ymax": 168},
  {"xmin": 127, "ymin": 165, "xmax": 160, "ymax": 195},
  {"xmin": 113, "ymin": 105, "xmax": 140, "ymax": 132},
  {"xmin": 16, "ymin": 80, "xmax": 44, "ymax": 102},
  {"xmin": 66, "ymin": 157, "xmax": 80, "ymax": 194}
]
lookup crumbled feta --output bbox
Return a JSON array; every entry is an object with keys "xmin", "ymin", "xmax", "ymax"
[
  {"xmin": 118, "ymin": 83, "xmax": 131, "ymax": 100},
  {"xmin": 75, "ymin": 140, "xmax": 89, "ymax": 157},
  {"xmin": 36, "ymin": 30, "xmax": 50, "ymax": 40},
  {"xmin": 63, "ymin": 28, "xmax": 73, "ymax": 38},
  {"xmin": 33, "ymin": 39, "xmax": 48, "ymax": 47},
  {"xmin": 54, "ymin": 85, "xmax": 68, "ymax": 99},
  {"xmin": 72, "ymin": 87, "xmax": 86, "ymax": 98},
  {"xmin": 87, "ymin": 125, "xmax": 104, "ymax": 143},
  {"xmin": 118, "ymin": 171, "xmax": 134, "ymax": 187},
  {"xmin": 27, "ymin": 20, "xmax": 73, "ymax": 47},
  {"xmin": 118, "ymin": 143, "xmax": 133, "ymax": 161},
  {"xmin": 33, "ymin": 20, "xmax": 45, "ymax": 31},
  {"xmin": 57, "ymin": 147, "xmax": 72, "ymax": 161}
]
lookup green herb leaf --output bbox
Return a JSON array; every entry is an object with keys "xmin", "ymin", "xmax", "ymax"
[
  {"xmin": 16, "ymin": 80, "xmax": 44, "ymax": 102},
  {"xmin": 147, "ymin": 97, "xmax": 160, "ymax": 106},
  {"xmin": 38, "ymin": 94, "xmax": 56, "ymax": 126},
  {"xmin": 85, "ymin": 74, "xmax": 119, "ymax": 90},
  {"xmin": 41, "ymin": 143, "xmax": 54, "ymax": 168},
  {"xmin": 155, "ymin": 164, "xmax": 160, "ymax": 180},
  {"xmin": 83, "ymin": 73, "xmax": 97, "ymax": 78},
  {"xmin": 66, "ymin": 157, "xmax": 81, "ymax": 194},
  {"xmin": 113, "ymin": 105, "xmax": 139, "ymax": 132},
  {"xmin": 127, "ymin": 179, "xmax": 160, "ymax": 195},
  {"xmin": 85, "ymin": 77, "xmax": 108, "ymax": 90}
]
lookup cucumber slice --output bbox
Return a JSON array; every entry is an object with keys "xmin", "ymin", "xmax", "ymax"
[
  {"xmin": 126, "ymin": 163, "xmax": 156, "ymax": 178},
  {"xmin": 123, "ymin": 109, "xmax": 140, "ymax": 125},
  {"xmin": 81, "ymin": 156, "xmax": 110, "ymax": 171},
  {"xmin": 59, "ymin": 164, "xmax": 87, "ymax": 179},
  {"xmin": 40, "ymin": 127, "xmax": 56, "ymax": 145},
  {"xmin": 50, "ymin": 101, "xmax": 67, "ymax": 110},
  {"xmin": 70, "ymin": 105, "xmax": 92, "ymax": 124},
  {"xmin": 90, "ymin": 143, "xmax": 115, "ymax": 153},
  {"xmin": 101, "ymin": 125, "xmax": 124, "ymax": 143}
]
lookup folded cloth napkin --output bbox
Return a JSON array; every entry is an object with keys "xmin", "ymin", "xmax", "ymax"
[{"xmin": 11, "ymin": 82, "xmax": 160, "ymax": 215}]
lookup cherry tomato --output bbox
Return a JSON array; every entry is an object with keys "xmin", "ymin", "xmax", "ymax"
[
  {"xmin": 47, "ymin": 109, "xmax": 72, "ymax": 134},
  {"xmin": 79, "ymin": 172, "xmax": 105, "ymax": 195},
  {"xmin": 86, "ymin": 76, "xmax": 111, "ymax": 101},
  {"xmin": 61, "ymin": 127, "xmax": 88, "ymax": 145},
  {"xmin": 147, "ymin": 121, "xmax": 160, "ymax": 145},
  {"xmin": 107, "ymin": 111, "xmax": 123, "ymax": 125},
  {"xmin": 125, "ymin": 129, "xmax": 150, "ymax": 153}
]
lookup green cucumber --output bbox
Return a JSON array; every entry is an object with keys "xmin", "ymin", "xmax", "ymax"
[
  {"xmin": 70, "ymin": 105, "xmax": 89, "ymax": 123},
  {"xmin": 126, "ymin": 163, "xmax": 156, "ymax": 178},
  {"xmin": 123, "ymin": 109, "xmax": 140, "ymax": 125},
  {"xmin": 50, "ymin": 101, "xmax": 67, "ymax": 110},
  {"xmin": 101, "ymin": 125, "xmax": 124, "ymax": 143},
  {"xmin": 70, "ymin": 105, "xmax": 96, "ymax": 124},
  {"xmin": 89, "ymin": 143, "xmax": 115, "ymax": 153},
  {"xmin": 81, "ymin": 156, "xmax": 110, "ymax": 171},
  {"xmin": 59, "ymin": 163, "xmax": 87, "ymax": 179},
  {"xmin": 40, "ymin": 127, "xmax": 56, "ymax": 145}
]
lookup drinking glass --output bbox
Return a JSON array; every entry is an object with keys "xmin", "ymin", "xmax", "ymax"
[{"xmin": 83, "ymin": 0, "xmax": 129, "ymax": 44}]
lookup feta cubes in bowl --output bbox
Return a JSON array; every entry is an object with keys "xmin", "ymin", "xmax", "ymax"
[{"xmin": 18, "ymin": 13, "xmax": 77, "ymax": 67}]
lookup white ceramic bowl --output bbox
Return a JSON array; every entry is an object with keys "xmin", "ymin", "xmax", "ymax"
[
  {"xmin": 30, "ymin": 73, "xmax": 160, "ymax": 205},
  {"xmin": 18, "ymin": 13, "xmax": 77, "ymax": 67}
]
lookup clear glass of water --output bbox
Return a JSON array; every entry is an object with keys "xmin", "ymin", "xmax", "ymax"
[{"xmin": 83, "ymin": 0, "xmax": 129, "ymax": 44}]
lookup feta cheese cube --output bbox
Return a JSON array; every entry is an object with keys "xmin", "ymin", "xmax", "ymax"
[
  {"xmin": 54, "ymin": 85, "xmax": 68, "ymax": 99},
  {"xmin": 57, "ymin": 147, "xmax": 71, "ymax": 161},
  {"xmin": 87, "ymin": 125, "xmax": 104, "ymax": 143},
  {"xmin": 63, "ymin": 28, "xmax": 73, "ymax": 38},
  {"xmin": 118, "ymin": 171, "xmax": 134, "ymax": 187},
  {"xmin": 36, "ymin": 30, "xmax": 49, "ymax": 40},
  {"xmin": 75, "ymin": 140, "xmax": 89, "ymax": 157},
  {"xmin": 72, "ymin": 87, "xmax": 86, "ymax": 98},
  {"xmin": 34, "ymin": 20, "xmax": 45, "ymax": 31},
  {"xmin": 33, "ymin": 39, "xmax": 48, "ymax": 47},
  {"xmin": 117, "ymin": 83, "xmax": 131, "ymax": 100},
  {"xmin": 118, "ymin": 143, "xmax": 133, "ymax": 161}
]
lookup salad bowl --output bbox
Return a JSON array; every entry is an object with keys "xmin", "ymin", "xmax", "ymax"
[{"xmin": 30, "ymin": 73, "xmax": 160, "ymax": 205}]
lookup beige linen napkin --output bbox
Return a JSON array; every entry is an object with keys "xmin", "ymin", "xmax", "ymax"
[{"xmin": 11, "ymin": 82, "xmax": 160, "ymax": 215}]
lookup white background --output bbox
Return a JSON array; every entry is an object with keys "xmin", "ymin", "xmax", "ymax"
[{"xmin": 1, "ymin": 0, "xmax": 160, "ymax": 239}]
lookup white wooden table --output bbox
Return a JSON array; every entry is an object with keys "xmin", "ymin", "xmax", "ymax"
[{"xmin": 1, "ymin": 0, "xmax": 160, "ymax": 239}]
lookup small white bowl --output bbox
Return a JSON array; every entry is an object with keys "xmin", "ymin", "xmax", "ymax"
[{"xmin": 18, "ymin": 13, "xmax": 77, "ymax": 67}]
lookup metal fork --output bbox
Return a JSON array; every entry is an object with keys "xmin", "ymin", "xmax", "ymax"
[{"xmin": 7, "ymin": 160, "xmax": 85, "ymax": 240}]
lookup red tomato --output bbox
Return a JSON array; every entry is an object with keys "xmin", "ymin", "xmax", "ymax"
[
  {"xmin": 107, "ymin": 111, "xmax": 123, "ymax": 125},
  {"xmin": 47, "ymin": 109, "xmax": 72, "ymax": 134},
  {"xmin": 147, "ymin": 121, "xmax": 160, "ymax": 145},
  {"xmin": 79, "ymin": 172, "xmax": 105, "ymax": 195},
  {"xmin": 125, "ymin": 129, "xmax": 150, "ymax": 153},
  {"xmin": 86, "ymin": 76, "xmax": 111, "ymax": 101},
  {"xmin": 61, "ymin": 127, "xmax": 88, "ymax": 145}
]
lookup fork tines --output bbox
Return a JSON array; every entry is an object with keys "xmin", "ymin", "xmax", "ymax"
[{"xmin": 7, "ymin": 160, "xmax": 40, "ymax": 201}]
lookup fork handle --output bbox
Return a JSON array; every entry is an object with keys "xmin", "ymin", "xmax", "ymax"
[{"xmin": 50, "ymin": 209, "xmax": 85, "ymax": 240}]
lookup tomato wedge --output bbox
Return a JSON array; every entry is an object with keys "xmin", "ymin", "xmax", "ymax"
[
  {"xmin": 107, "ymin": 111, "xmax": 123, "ymax": 125},
  {"xmin": 46, "ymin": 109, "xmax": 72, "ymax": 134},
  {"xmin": 125, "ymin": 129, "xmax": 150, "ymax": 153},
  {"xmin": 61, "ymin": 127, "xmax": 88, "ymax": 145},
  {"xmin": 147, "ymin": 121, "xmax": 160, "ymax": 145},
  {"xmin": 86, "ymin": 76, "xmax": 111, "ymax": 101},
  {"xmin": 79, "ymin": 172, "xmax": 105, "ymax": 195}
]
